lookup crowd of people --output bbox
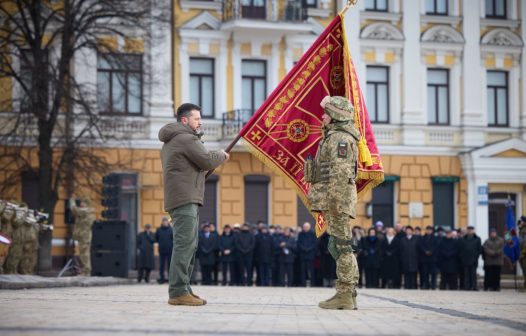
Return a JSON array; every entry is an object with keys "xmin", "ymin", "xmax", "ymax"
[{"xmin": 137, "ymin": 217, "xmax": 526, "ymax": 291}]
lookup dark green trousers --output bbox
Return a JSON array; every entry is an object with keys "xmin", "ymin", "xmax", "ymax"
[{"xmin": 168, "ymin": 203, "xmax": 199, "ymax": 298}]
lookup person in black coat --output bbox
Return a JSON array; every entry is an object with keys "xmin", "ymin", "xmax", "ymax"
[
  {"xmin": 400, "ymin": 226, "xmax": 419, "ymax": 289},
  {"xmin": 418, "ymin": 226, "xmax": 438, "ymax": 289},
  {"xmin": 155, "ymin": 217, "xmax": 173, "ymax": 284},
  {"xmin": 219, "ymin": 225, "xmax": 236, "ymax": 286},
  {"xmin": 198, "ymin": 224, "xmax": 218, "ymax": 285},
  {"xmin": 276, "ymin": 227, "xmax": 296, "ymax": 286},
  {"xmin": 381, "ymin": 227, "xmax": 401, "ymax": 288},
  {"xmin": 297, "ymin": 222, "xmax": 317, "ymax": 287},
  {"xmin": 362, "ymin": 228, "xmax": 382, "ymax": 288},
  {"xmin": 255, "ymin": 226, "xmax": 273, "ymax": 286},
  {"xmin": 318, "ymin": 232, "xmax": 336, "ymax": 287},
  {"xmin": 460, "ymin": 226, "xmax": 482, "ymax": 290},
  {"xmin": 439, "ymin": 228, "xmax": 459, "ymax": 290},
  {"xmin": 137, "ymin": 224, "xmax": 155, "ymax": 283},
  {"xmin": 209, "ymin": 223, "xmax": 220, "ymax": 285},
  {"xmin": 234, "ymin": 223, "xmax": 255, "ymax": 286}
]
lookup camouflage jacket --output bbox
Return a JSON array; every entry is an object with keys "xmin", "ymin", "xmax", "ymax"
[
  {"xmin": 70, "ymin": 199, "xmax": 95, "ymax": 243},
  {"xmin": 306, "ymin": 122, "xmax": 360, "ymax": 218}
]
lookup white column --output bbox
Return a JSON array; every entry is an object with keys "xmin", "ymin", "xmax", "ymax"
[
  {"xmin": 461, "ymin": 0, "xmax": 485, "ymax": 147},
  {"xmin": 401, "ymin": 0, "xmax": 425, "ymax": 145},
  {"xmin": 217, "ymin": 40, "xmax": 228, "ymax": 118},
  {"xmin": 521, "ymin": 2, "xmax": 526, "ymax": 133},
  {"xmin": 179, "ymin": 43, "xmax": 190, "ymax": 104},
  {"xmin": 149, "ymin": 0, "xmax": 173, "ymax": 118},
  {"xmin": 233, "ymin": 43, "xmax": 242, "ymax": 109},
  {"xmin": 343, "ymin": 0, "xmax": 365, "ymax": 91}
]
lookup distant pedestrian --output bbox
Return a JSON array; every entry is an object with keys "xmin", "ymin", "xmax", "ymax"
[
  {"xmin": 297, "ymin": 222, "xmax": 317, "ymax": 286},
  {"xmin": 198, "ymin": 224, "xmax": 218, "ymax": 285},
  {"xmin": 400, "ymin": 226, "xmax": 418, "ymax": 289},
  {"xmin": 362, "ymin": 228, "xmax": 381, "ymax": 288},
  {"xmin": 381, "ymin": 228, "xmax": 401, "ymax": 288},
  {"xmin": 219, "ymin": 225, "xmax": 236, "ymax": 286},
  {"xmin": 460, "ymin": 226, "xmax": 481, "ymax": 291},
  {"xmin": 235, "ymin": 223, "xmax": 255, "ymax": 286},
  {"xmin": 255, "ymin": 226, "xmax": 273, "ymax": 286},
  {"xmin": 155, "ymin": 217, "xmax": 173, "ymax": 284},
  {"xmin": 418, "ymin": 226, "xmax": 438, "ymax": 289},
  {"xmin": 482, "ymin": 228, "xmax": 504, "ymax": 291},
  {"xmin": 277, "ymin": 228, "xmax": 296, "ymax": 287},
  {"xmin": 137, "ymin": 224, "xmax": 155, "ymax": 283},
  {"xmin": 439, "ymin": 228, "xmax": 459, "ymax": 290}
]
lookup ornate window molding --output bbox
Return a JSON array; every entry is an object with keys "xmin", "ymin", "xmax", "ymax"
[
  {"xmin": 480, "ymin": 28, "xmax": 523, "ymax": 57},
  {"xmin": 421, "ymin": 25, "xmax": 465, "ymax": 54},
  {"xmin": 180, "ymin": 0, "xmax": 222, "ymax": 13},
  {"xmin": 180, "ymin": 11, "xmax": 221, "ymax": 30},
  {"xmin": 360, "ymin": 22, "xmax": 404, "ymax": 49}
]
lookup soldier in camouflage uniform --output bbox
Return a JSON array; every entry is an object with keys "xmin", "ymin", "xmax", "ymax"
[
  {"xmin": 70, "ymin": 197, "xmax": 95, "ymax": 276},
  {"xmin": 4, "ymin": 205, "xmax": 29, "ymax": 274},
  {"xmin": 305, "ymin": 96, "xmax": 360, "ymax": 310},
  {"xmin": 19, "ymin": 218, "xmax": 40, "ymax": 274},
  {"xmin": 0, "ymin": 201, "xmax": 15, "ymax": 274}
]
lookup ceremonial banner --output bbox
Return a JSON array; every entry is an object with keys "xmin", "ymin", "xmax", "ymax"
[{"xmin": 238, "ymin": 13, "xmax": 384, "ymax": 237}]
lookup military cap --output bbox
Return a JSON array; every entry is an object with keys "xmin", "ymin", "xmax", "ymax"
[{"xmin": 320, "ymin": 96, "xmax": 354, "ymax": 122}]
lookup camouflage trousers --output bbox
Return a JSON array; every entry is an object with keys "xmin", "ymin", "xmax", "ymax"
[
  {"xmin": 323, "ymin": 212, "xmax": 359, "ymax": 294},
  {"xmin": 4, "ymin": 241, "xmax": 22, "ymax": 274},
  {"xmin": 19, "ymin": 241, "xmax": 38, "ymax": 274},
  {"xmin": 78, "ymin": 242, "xmax": 91, "ymax": 276}
]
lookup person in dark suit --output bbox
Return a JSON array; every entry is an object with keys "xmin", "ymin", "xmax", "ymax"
[
  {"xmin": 255, "ymin": 226, "xmax": 273, "ymax": 286},
  {"xmin": 460, "ymin": 226, "xmax": 482, "ymax": 291},
  {"xmin": 400, "ymin": 226, "xmax": 418, "ymax": 289},
  {"xmin": 219, "ymin": 224, "xmax": 236, "ymax": 286},
  {"xmin": 418, "ymin": 226, "xmax": 438, "ymax": 289},
  {"xmin": 198, "ymin": 224, "xmax": 218, "ymax": 285},
  {"xmin": 297, "ymin": 222, "xmax": 317, "ymax": 287},
  {"xmin": 137, "ymin": 224, "xmax": 155, "ymax": 283},
  {"xmin": 362, "ymin": 227, "xmax": 382, "ymax": 288},
  {"xmin": 234, "ymin": 223, "xmax": 255, "ymax": 286},
  {"xmin": 276, "ymin": 227, "xmax": 296, "ymax": 287},
  {"xmin": 439, "ymin": 228, "xmax": 459, "ymax": 290},
  {"xmin": 319, "ymin": 232, "xmax": 336, "ymax": 287},
  {"xmin": 155, "ymin": 217, "xmax": 173, "ymax": 284},
  {"xmin": 381, "ymin": 227, "xmax": 401, "ymax": 288}
]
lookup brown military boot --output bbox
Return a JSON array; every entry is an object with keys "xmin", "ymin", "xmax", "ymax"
[
  {"xmin": 190, "ymin": 293, "xmax": 207, "ymax": 305},
  {"xmin": 168, "ymin": 294, "xmax": 206, "ymax": 306},
  {"xmin": 318, "ymin": 292, "xmax": 355, "ymax": 310}
]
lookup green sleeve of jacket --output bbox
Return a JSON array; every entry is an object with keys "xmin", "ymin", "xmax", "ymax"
[{"xmin": 183, "ymin": 136, "xmax": 227, "ymax": 171}]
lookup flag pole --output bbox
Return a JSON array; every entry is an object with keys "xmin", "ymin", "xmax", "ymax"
[{"xmin": 206, "ymin": 0, "xmax": 359, "ymax": 180}]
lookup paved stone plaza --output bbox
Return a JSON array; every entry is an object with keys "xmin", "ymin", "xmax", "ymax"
[{"xmin": 0, "ymin": 284, "xmax": 525, "ymax": 336}]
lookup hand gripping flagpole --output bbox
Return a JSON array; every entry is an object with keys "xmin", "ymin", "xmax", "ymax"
[{"xmin": 205, "ymin": 0, "xmax": 359, "ymax": 180}]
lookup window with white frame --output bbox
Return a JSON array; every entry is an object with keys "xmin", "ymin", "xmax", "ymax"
[
  {"xmin": 97, "ymin": 53, "xmax": 143, "ymax": 115},
  {"xmin": 425, "ymin": 0, "xmax": 447, "ymax": 15},
  {"xmin": 366, "ymin": 66, "xmax": 389, "ymax": 123},
  {"xmin": 19, "ymin": 50, "xmax": 49, "ymax": 113},
  {"xmin": 485, "ymin": 0, "xmax": 506, "ymax": 19},
  {"xmin": 486, "ymin": 71, "xmax": 508, "ymax": 127},
  {"xmin": 242, "ymin": 60, "xmax": 267, "ymax": 116},
  {"xmin": 427, "ymin": 69, "xmax": 449, "ymax": 125},
  {"xmin": 189, "ymin": 58, "xmax": 214, "ymax": 118},
  {"xmin": 365, "ymin": 0, "xmax": 388, "ymax": 11}
]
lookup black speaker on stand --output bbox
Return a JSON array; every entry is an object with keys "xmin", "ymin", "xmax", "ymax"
[{"xmin": 91, "ymin": 220, "xmax": 129, "ymax": 277}]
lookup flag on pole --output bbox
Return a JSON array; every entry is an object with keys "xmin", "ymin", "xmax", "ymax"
[
  {"xmin": 504, "ymin": 203, "xmax": 520, "ymax": 264},
  {"xmin": 238, "ymin": 13, "xmax": 384, "ymax": 237}
]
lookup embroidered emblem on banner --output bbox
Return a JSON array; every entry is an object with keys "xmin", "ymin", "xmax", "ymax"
[{"xmin": 287, "ymin": 119, "xmax": 310, "ymax": 143}]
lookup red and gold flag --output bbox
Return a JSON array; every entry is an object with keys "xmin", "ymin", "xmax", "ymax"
[{"xmin": 238, "ymin": 13, "xmax": 384, "ymax": 237}]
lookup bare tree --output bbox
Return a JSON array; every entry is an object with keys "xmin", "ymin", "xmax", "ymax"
[{"xmin": 0, "ymin": 0, "xmax": 169, "ymax": 269}]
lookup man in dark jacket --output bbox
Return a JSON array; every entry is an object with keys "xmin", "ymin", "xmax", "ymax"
[
  {"xmin": 155, "ymin": 217, "xmax": 173, "ymax": 284},
  {"xmin": 460, "ymin": 226, "xmax": 482, "ymax": 290},
  {"xmin": 235, "ymin": 223, "xmax": 255, "ymax": 286},
  {"xmin": 276, "ymin": 228, "xmax": 297, "ymax": 286},
  {"xmin": 160, "ymin": 103, "xmax": 228, "ymax": 306},
  {"xmin": 219, "ymin": 225, "xmax": 236, "ymax": 286},
  {"xmin": 439, "ymin": 228, "xmax": 459, "ymax": 289},
  {"xmin": 297, "ymin": 222, "xmax": 317, "ymax": 287},
  {"xmin": 255, "ymin": 226, "xmax": 273, "ymax": 286},
  {"xmin": 418, "ymin": 226, "xmax": 438, "ymax": 289},
  {"xmin": 137, "ymin": 224, "xmax": 155, "ymax": 283},
  {"xmin": 381, "ymin": 227, "xmax": 401, "ymax": 288},
  {"xmin": 198, "ymin": 224, "xmax": 218, "ymax": 285},
  {"xmin": 400, "ymin": 226, "xmax": 418, "ymax": 289}
]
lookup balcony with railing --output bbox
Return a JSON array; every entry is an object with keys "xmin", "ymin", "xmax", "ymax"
[{"xmin": 221, "ymin": 0, "xmax": 314, "ymax": 33}]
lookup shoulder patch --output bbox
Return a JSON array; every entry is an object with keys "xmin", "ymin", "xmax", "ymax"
[{"xmin": 337, "ymin": 141, "xmax": 348, "ymax": 158}]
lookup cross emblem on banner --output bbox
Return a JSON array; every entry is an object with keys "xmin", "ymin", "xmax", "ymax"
[{"xmin": 250, "ymin": 130, "xmax": 262, "ymax": 141}]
